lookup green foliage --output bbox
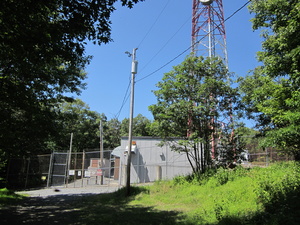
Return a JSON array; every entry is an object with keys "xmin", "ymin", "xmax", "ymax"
[
  {"xmin": 0, "ymin": 0, "xmax": 144, "ymax": 175},
  {"xmin": 249, "ymin": 0, "xmax": 300, "ymax": 80},
  {"xmin": 235, "ymin": 127, "xmax": 262, "ymax": 154},
  {"xmin": 104, "ymin": 118, "xmax": 122, "ymax": 149},
  {"xmin": 53, "ymin": 98, "xmax": 102, "ymax": 151},
  {"xmin": 0, "ymin": 188, "xmax": 24, "ymax": 206},
  {"xmin": 150, "ymin": 55, "xmax": 242, "ymax": 173},
  {"xmin": 241, "ymin": 0, "xmax": 300, "ymax": 160},
  {"xmin": 120, "ymin": 114, "xmax": 154, "ymax": 137}
]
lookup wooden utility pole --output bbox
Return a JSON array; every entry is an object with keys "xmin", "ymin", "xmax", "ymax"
[
  {"xmin": 66, "ymin": 132, "xmax": 73, "ymax": 187},
  {"xmin": 126, "ymin": 48, "xmax": 138, "ymax": 196},
  {"xmin": 100, "ymin": 120, "xmax": 104, "ymax": 185}
]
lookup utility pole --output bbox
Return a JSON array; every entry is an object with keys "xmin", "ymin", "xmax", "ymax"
[
  {"xmin": 66, "ymin": 132, "xmax": 73, "ymax": 187},
  {"xmin": 99, "ymin": 120, "xmax": 104, "ymax": 185},
  {"xmin": 125, "ymin": 48, "xmax": 138, "ymax": 196}
]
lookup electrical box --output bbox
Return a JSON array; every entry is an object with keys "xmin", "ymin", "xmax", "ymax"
[
  {"xmin": 131, "ymin": 60, "xmax": 138, "ymax": 74},
  {"xmin": 125, "ymin": 144, "xmax": 137, "ymax": 154}
]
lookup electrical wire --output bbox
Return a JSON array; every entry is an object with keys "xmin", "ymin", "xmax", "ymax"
[
  {"xmin": 136, "ymin": 0, "xmax": 252, "ymax": 83},
  {"xmin": 138, "ymin": 14, "xmax": 192, "ymax": 75},
  {"xmin": 137, "ymin": 0, "xmax": 171, "ymax": 49},
  {"xmin": 115, "ymin": 0, "xmax": 172, "ymax": 119},
  {"xmin": 115, "ymin": 74, "xmax": 131, "ymax": 119},
  {"xmin": 115, "ymin": 0, "xmax": 252, "ymax": 118}
]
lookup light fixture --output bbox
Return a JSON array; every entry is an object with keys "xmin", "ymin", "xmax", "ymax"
[{"xmin": 200, "ymin": 0, "xmax": 213, "ymax": 5}]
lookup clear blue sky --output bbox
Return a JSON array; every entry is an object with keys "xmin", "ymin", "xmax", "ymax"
[{"xmin": 74, "ymin": 0, "xmax": 262, "ymax": 127}]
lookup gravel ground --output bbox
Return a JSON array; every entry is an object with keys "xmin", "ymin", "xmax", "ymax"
[
  {"xmin": 16, "ymin": 178, "xmax": 122, "ymax": 197},
  {"xmin": 1, "ymin": 184, "xmax": 123, "ymax": 224},
  {"xmin": 16, "ymin": 184, "xmax": 121, "ymax": 197}
]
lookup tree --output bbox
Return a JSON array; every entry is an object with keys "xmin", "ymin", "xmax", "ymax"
[
  {"xmin": 120, "ymin": 114, "xmax": 153, "ymax": 137},
  {"xmin": 104, "ymin": 118, "xmax": 122, "ymax": 149},
  {"xmin": 239, "ymin": 0, "xmax": 300, "ymax": 160},
  {"xmin": 53, "ymin": 99, "xmax": 102, "ymax": 152},
  {"xmin": 0, "ymin": 0, "xmax": 144, "ymax": 165},
  {"xmin": 149, "ymin": 56, "xmax": 242, "ymax": 173},
  {"xmin": 235, "ymin": 127, "xmax": 261, "ymax": 154},
  {"xmin": 49, "ymin": 100, "xmax": 123, "ymax": 151}
]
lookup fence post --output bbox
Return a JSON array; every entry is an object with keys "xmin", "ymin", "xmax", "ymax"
[
  {"xmin": 265, "ymin": 148, "xmax": 269, "ymax": 167},
  {"xmin": 5, "ymin": 158, "xmax": 11, "ymax": 187},
  {"xmin": 156, "ymin": 165, "xmax": 162, "ymax": 181},
  {"xmin": 47, "ymin": 152, "xmax": 54, "ymax": 187},
  {"xmin": 81, "ymin": 150, "xmax": 85, "ymax": 187},
  {"xmin": 122, "ymin": 165, "xmax": 127, "ymax": 186},
  {"xmin": 24, "ymin": 158, "xmax": 30, "ymax": 189}
]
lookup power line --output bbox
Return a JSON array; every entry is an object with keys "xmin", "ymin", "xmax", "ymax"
[
  {"xmin": 137, "ymin": 0, "xmax": 171, "ymax": 49},
  {"xmin": 136, "ymin": 0, "xmax": 252, "ymax": 83},
  {"xmin": 136, "ymin": 47, "xmax": 190, "ymax": 83},
  {"xmin": 115, "ymin": 73, "xmax": 131, "ymax": 120},
  {"xmin": 115, "ymin": 0, "xmax": 171, "ymax": 119},
  {"xmin": 115, "ymin": 0, "xmax": 251, "ymax": 118},
  {"xmin": 138, "ymin": 14, "xmax": 192, "ymax": 75}
]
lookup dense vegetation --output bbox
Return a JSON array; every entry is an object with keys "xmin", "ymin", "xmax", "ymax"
[
  {"xmin": 149, "ymin": 56, "xmax": 243, "ymax": 172},
  {"xmin": 239, "ymin": 0, "xmax": 300, "ymax": 160},
  {"xmin": 128, "ymin": 162, "xmax": 300, "ymax": 224}
]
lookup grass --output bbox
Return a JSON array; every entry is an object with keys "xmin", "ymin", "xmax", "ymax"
[
  {"xmin": 129, "ymin": 162, "xmax": 300, "ymax": 224},
  {"xmin": 75, "ymin": 162, "xmax": 300, "ymax": 224},
  {"xmin": 1, "ymin": 162, "xmax": 300, "ymax": 224},
  {"xmin": 0, "ymin": 188, "xmax": 24, "ymax": 207}
]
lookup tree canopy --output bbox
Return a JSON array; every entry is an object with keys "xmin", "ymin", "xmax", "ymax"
[
  {"xmin": 239, "ymin": 0, "xmax": 300, "ymax": 160},
  {"xmin": 150, "ymin": 56, "xmax": 243, "ymax": 172},
  {"xmin": 0, "ymin": 0, "xmax": 143, "ymax": 165}
]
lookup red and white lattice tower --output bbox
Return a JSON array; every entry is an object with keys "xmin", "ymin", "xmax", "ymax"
[
  {"xmin": 191, "ymin": 0, "xmax": 229, "ymax": 159},
  {"xmin": 191, "ymin": 0, "xmax": 228, "ymax": 65}
]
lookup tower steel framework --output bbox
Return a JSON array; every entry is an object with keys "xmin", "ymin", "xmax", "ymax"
[
  {"xmin": 192, "ymin": 0, "xmax": 228, "ymax": 65},
  {"xmin": 191, "ymin": 0, "xmax": 231, "ymax": 159}
]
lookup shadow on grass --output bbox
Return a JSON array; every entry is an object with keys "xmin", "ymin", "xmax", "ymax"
[
  {"xmin": 0, "ymin": 186, "xmax": 188, "ymax": 225},
  {"xmin": 77, "ymin": 186, "xmax": 187, "ymax": 225}
]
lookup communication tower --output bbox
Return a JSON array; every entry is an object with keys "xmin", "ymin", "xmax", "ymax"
[
  {"xmin": 191, "ymin": 0, "xmax": 230, "ymax": 159},
  {"xmin": 191, "ymin": 0, "xmax": 228, "ymax": 65}
]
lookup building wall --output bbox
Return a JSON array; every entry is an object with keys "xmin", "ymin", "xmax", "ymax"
[{"xmin": 119, "ymin": 137, "xmax": 192, "ymax": 185}]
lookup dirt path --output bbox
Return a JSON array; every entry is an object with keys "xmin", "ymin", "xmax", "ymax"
[
  {"xmin": 0, "ymin": 185, "xmax": 120, "ymax": 224},
  {"xmin": 17, "ymin": 184, "xmax": 120, "ymax": 197},
  {"xmin": 0, "ymin": 183, "xmax": 180, "ymax": 225}
]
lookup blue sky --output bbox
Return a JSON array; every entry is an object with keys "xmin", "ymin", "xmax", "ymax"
[{"xmin": 75, "ymin": 0, "xmax": 262, "ymax": 127}]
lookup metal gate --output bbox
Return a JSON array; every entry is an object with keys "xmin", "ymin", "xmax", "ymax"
[
  {"xmin": 46, "ymin": 150, "xmax": 118, "ymax": 188},
  {"xmin": 47, "ymin": 152, "xmax": 68, "ymax": 187}
]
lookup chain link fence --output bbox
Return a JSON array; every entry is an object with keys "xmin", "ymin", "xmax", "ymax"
[
  {"xmin": 3, "ymin": 154, "xmax": 52, "ymax": 189},
  {"xmin": 246, "ymin": 150, "xmax": 294, "ymax": 167},
  {"xmin": 3, "ymin": 147, "xmax": 294, "ymax": 189}
]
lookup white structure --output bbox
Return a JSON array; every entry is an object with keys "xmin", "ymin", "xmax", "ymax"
[{"xmin": 118, "ymin": 137, "xmax": 192, "ymax": 185}]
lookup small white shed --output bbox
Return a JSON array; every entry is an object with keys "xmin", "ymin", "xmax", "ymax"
[{"xmin": 118, "ymin": 136, "xmax": 192, "ymax": 185}]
